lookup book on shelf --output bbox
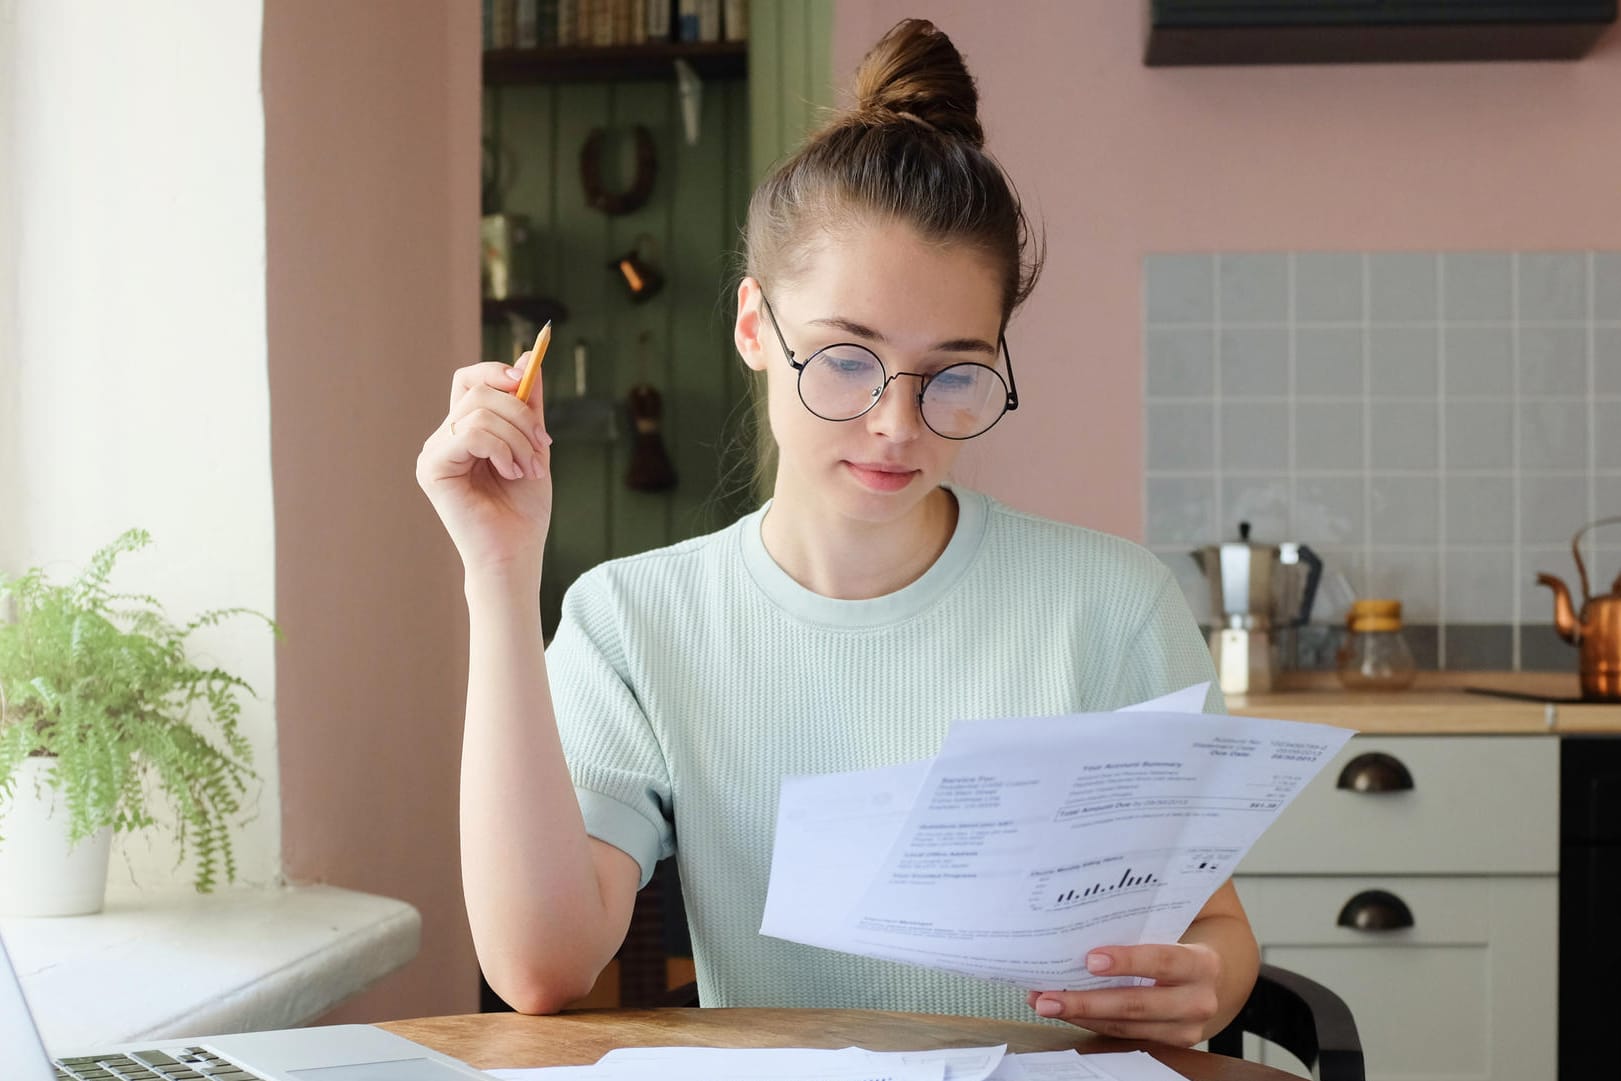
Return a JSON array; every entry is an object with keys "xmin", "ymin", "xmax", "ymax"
[
  {"xmin": 647, "ymin": 0, "xmax": 672, "ymax": 42},
  {"xmin": 584, "ymin": 0, "xmax": 604, "ymax": 46},
  {"xmin": 558, "ymin": 0, "xmax": 576, "ymax": 46},
  {"xmin": 490, "ymin": 0, "xmax": 517, "ymax": 48},
  {"xmin": 608, "ymin": 0, "xmax": 645, "ymax": 45},
  {"xmin": 516, "ymin": 0, "xmax": 538, "ymax": 48},
  {"xmin": 538, "ymin": 0, "xmax": 560, "ymax": 45},
  {"xmin": 698, "ymin": 0, "xmax": 721, "ymax": 43},
  {"xmin": 722, "ymin": 0, "xmax": 747, "ymax": 42},
  {"xmin": 486, "ymin": 0, "xmax": 737, "ymax": 52}
]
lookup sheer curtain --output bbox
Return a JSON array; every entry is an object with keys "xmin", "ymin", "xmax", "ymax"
[{"xmin": 0, "ymin": 0, "xmax": 18, "ymax": 578}]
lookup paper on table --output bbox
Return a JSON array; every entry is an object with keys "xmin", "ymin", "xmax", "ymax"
[
  {"xmin": 490, "ymin": 1048, "xmax": 1188, "ymax": 1081},
  {"xmin": 996, "ymin": 1051, "xmax": 1190, "ymax": 1080},
  {"xmin": 491, "ymin": 1045, "xmax": 948, "ymax": 1081},
  {"xmin": 602, "ymin": 1043, "xmax": 1001, "ymax": 1081},
  {"xmin": 762, "ymin": 687, "xmax": 1353, "ymax": 989},
  {"xmin": 489, "ymin": 1064, "xmax": 940, "ymax": 1081},
  {"xmin": 589, "ymin": 1048, "xmax": 1185, "ymax": 1081},
  {"xmin": 490, "ymin": 1067, "xmax": 940, "ymax": 1081}
]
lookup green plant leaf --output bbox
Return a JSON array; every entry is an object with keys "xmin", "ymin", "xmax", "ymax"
[{"xmin": 0, "ymin": 530, "xmax": 277, "ymax": 891}]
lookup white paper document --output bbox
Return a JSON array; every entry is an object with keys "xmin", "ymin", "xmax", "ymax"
[
  {"xmin": 761, "ymin": 687, "xmax": 1354, "ymax": 989},
  {"xmin": 490, "ymin": 1045, "xmax": 1189, "ymax": 1081},
  {"xmin": 602, "ymin": 1043, "xmax": 992, "ymax": 1080},
  {"xmin": 993, "ymin": 1050, "xmax": 1190, "ymax": 1080},
  {"xmin": 490, "ymin": 1045, "xmax": 964, "ymax": 1081}
]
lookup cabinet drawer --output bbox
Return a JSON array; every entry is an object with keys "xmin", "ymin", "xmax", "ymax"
[
  {"xmin": 1232, "ymin": 875, "xmax": 1557, "ymax": 1081},
  {"xmin": 1238, "ymin": 735, "xmax": 1557, "ymax": 874}
]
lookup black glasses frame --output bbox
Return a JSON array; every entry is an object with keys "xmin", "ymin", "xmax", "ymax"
[{"xmin": 758, "ymin": 291, "xmax": 1019, "ymax": 441}]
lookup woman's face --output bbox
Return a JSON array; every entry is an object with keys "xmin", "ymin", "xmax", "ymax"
[{"xmin": 736, "ymin": 219, "xmax": 1005, "ymax": 527}]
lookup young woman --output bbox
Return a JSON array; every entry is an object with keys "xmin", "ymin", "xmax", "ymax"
[{"xmin": 418, "ymin": 19, "xmax": 1258, "ymax": 1048}]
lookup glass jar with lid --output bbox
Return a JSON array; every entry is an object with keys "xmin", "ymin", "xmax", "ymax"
[{"xmin": 1336, "ymin": 598, "xmax": 1417, "ymax": 691}]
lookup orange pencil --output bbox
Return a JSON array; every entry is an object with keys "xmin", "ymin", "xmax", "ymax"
[{"xmin": 515, "ymin": 321, "xmax": 552, "ymax": 403}]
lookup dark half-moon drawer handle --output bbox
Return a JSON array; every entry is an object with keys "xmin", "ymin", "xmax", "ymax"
[
  {"xmin": 1337, "ymin": 889, "xmax": 1415, "ymax": 931},
  {"xmin": 1336, "ymin": 751, "xmax": 1414, "ymax": 793}
]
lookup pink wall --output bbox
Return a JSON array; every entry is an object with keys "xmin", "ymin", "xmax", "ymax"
[
  {"xmin": 264, "ymin": 3, "xmax": 480, "ymax": 1021},
  {"xmin": 835, "ymin": 1, "xmax": 1621, "ymax": 539},
  {"xmin": 248, "ymin": 0, "xmax": 1621, "ymax": 1020}
]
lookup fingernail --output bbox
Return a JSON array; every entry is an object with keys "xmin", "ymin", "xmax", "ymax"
[
  {"xmin": 535, "ymin": 427, "xmax": 552, "ymax": 448},
  {"xmin": 507, "ymin": 459, "xmax": 525, "ymax": 480},
  {"xmin": 1086, "ymin": 953, "xmax": 1111, "ymax": 974},
  {"xmin": 1035, "ymin": 998, "xmax": 1061, "ymax": 1017},
  {"xmin": 531, "ymin": 455, "xmax": 545, "ymax": 477},
  {"xmin": 507, "ymin": 366, "xmax": 523, "ymax": 380}
]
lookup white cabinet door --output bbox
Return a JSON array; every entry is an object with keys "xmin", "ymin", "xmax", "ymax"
[
  {"xmin": 1234, "ymin": 876, "xmax": 1556, "ymax": 1081},
  {"xmin": 1239, "ymin": 736, "xmax": 1558, "ymax": 875}
]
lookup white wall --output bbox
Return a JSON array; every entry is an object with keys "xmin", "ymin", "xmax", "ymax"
[
  {"xmin": 9, "ymin": 0, "xmax": 278, "ymax": 892},
  {"xmin": 1, "ymin": 0, "xmax": 19, "ymax": 581}
]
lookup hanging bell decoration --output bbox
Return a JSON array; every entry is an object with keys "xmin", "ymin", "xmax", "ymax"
[{"xmin": 624, "ymin": 384, "xmax": 677, "ymax": 492}]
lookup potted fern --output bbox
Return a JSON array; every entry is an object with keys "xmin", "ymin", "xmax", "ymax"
[{"xmin": 0, "ymin": 529, "xmax": 276, "ymax": 915}]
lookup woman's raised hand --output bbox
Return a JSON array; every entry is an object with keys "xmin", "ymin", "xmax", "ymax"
[{"xmin": 417, "ymin": 351, "xmax": 553, "ymax": 578}]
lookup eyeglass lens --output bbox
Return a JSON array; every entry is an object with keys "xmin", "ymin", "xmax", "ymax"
[{"xmin": 798, "ymin": 344, "xmax": 1008, "ymax": 439}]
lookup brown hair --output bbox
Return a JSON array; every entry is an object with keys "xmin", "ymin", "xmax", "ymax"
[{"xmin": 743, "ymin": 18, "xmax": 1043, "ymax": 323}]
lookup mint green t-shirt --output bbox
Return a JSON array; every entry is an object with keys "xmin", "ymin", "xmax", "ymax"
[{"xmin": 545, "ymin": 484, "xmax": 1221, "ymax": 1020}]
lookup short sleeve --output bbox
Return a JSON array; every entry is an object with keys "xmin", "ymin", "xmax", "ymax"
[
  {"xmin": 1113, "ymin": 569, "xmax": 1227, "ymax": 715},
  {"xmin": 545, "ymin": 572, "xmax": 675, "ymax": 887}
]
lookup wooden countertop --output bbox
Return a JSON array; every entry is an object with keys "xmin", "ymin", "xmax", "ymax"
[
  {"xmin": 381, "ymin": 1008, "xmax": 1296, "ymax": 1080},
  {"xmin": 1227, "ymin": 671, "xmax": 1621, "ymax": 734}
]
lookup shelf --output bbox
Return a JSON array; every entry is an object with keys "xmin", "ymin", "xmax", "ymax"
[
  {"xmin": 1144, "ymin": 0, "xmax": 1617, "ymax": 64},
  {"xmin": 4, "ymin": 884, "xmax": 419, "ymax": 1050},
  {"xmin": 483, "ymin": 41, "xmax": 747, "ymax": 84},
  {"xmin": 483, "ymin": 295, "xmax": 569, "ymax": 325}
]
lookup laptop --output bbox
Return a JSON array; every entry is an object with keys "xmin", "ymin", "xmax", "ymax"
[{"xmin": 2, "ymin": 930, "xmax": 498, "ymax": 1081}]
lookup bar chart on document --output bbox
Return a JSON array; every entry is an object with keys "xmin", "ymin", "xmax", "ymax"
[
  {"xmin": 1036, "ymin": 848, "xmax": 1231, "ymax": 912},
  {"xmin": 1044, "ymin": 866, "xmax": 1161, "ymax": 909}
]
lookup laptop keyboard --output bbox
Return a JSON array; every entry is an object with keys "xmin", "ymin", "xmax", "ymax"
[{"xmin": 54, "ymin": 1047, "xmax": 267, "ymax": 1081}]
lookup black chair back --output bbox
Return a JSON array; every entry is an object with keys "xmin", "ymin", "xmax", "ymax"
[{"xmin": 1208, "ymin": 963, "xmax": 1365, "ymax": 1081}]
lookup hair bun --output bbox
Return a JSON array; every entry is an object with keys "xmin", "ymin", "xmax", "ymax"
[{"xmin": 851, "ymin": 19, "xmax": 983, "ymax": 149}]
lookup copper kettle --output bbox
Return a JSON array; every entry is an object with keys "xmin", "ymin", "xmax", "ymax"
[{"xmin": 1537, "ymin": 515, "xmax": 1621, "ymax": 702}]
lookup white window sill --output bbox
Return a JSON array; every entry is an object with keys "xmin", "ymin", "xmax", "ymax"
[{"xmin": 1, "ymin": 883, "xmax": 420, "ymax": 1053}]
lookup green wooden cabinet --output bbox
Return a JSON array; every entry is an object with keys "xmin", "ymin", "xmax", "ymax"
[{"xmin": 481, "ymin": 1, "xmax": 833, "ymax": 636}]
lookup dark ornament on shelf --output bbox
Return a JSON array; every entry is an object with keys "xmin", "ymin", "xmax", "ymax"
[
  {"xmin": 624, "ymin": 383, "xmax": 677, "ymax": 492},
  {"xmin": 482, "ymin": 136, "xmax": 517, "ymax": 215},
  {"xmin": 580, "ymin": 125, "xmax": 657, "ymax": 216}
]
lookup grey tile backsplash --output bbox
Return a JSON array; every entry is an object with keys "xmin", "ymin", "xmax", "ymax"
[{"xmin": 1145, "ymin": 251, "xmax": 1621, "ymax": 671}]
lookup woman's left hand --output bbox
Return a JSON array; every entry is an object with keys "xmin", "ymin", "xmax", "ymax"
[{"xmin": 1027, "ymin": 942, "xmax": 1222, "ymax": 1047}]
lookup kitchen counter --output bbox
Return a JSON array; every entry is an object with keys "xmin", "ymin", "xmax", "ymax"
[
  {"xmin": 1228, "ymin": 670, "xmax": 1621, "ymax": 734},
  {"xmin": 1227, "ymin": 670, "xmax": 1590, "ymax": 1079}
]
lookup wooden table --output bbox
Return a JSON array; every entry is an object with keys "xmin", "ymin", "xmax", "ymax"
[{"xmin": 381, "ymin": 1008, "xmax": 1300, "ymax": 1080}]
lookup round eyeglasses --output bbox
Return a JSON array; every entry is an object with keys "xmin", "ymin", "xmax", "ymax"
[{"xmin": 759, "ymin": 292, "xmax": 1018, "ymax": 440}]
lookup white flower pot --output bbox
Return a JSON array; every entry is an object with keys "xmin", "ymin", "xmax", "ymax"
[{"xmin": 0, "ymin": 757, "xmax": 112, "ymax": 916}]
